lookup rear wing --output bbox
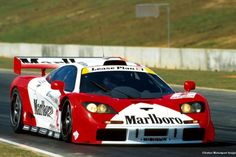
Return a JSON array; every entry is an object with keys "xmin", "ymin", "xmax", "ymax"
[
  {"xmin": 14, "ymin": 57, "xmax": 63, "ymax": 76},
  {"xmin": 14, "ymin": 56, "xmax": 126, "ymax": 76}
]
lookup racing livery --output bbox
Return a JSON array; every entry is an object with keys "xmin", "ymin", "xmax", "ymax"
[{"xmin": 10, "ymin": 56, "xmax": 215, "ymax": 144}]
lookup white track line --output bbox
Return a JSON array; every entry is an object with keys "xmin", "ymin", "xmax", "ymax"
[{"xmin": 0, "ymin": 138, "xmax": 63, "ymax": 157}]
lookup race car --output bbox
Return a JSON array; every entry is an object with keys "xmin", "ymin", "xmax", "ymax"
[{"xmin": 10, "ymin": 56, "xmax": 215, "ymax": 144}]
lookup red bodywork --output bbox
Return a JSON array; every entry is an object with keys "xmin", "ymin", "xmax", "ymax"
[
  {"xmin": 10, "ymin": 75, "xmax": 215, "ymax": 144},
  {"xmin": 10, "ymin": 57, "xmax": 215, "ymax": 144},
  {"xmin": 68, "ymin": 93, "xmax": 214, "ymax": 144}
]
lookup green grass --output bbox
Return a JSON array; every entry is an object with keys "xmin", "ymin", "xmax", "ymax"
[
  {"xmin": 0, "ymin": 0, "xmax": 236, "ymax": 49},
  {"xmin": 0, "ymin": 142, "xmax": 47, "ymax": 157},
  {"xmin": 0, "ymin": 57, "xmax": 13, "ymax": 69},
  {"xmin": 153, "ymin": 68, "xmax": 236, "ymax": 90},
  {"xmin": 1, "ymin": 57, "xmax": 236, "ymax": 90}
]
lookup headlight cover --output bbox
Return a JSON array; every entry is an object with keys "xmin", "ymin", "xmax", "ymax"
[
  {"xmin": 180, "ymin": 102, "xmax": 205, "ymax": 114},
  {"xmin": 83, "ymin": 102, "xmax": 116, "ymax": 114}
]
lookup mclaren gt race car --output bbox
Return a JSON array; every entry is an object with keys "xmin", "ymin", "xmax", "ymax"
[{"xmin": 10, "ymin": 56, "xmax": 215, "ymax": 144}]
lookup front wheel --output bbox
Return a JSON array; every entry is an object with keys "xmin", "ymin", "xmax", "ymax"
[
  {"xmin": 61, "ymin": 100, "xmax": 72, "ymax": 142},
  {"xmin": 10, "ymin": 88, "xmax": 23, "ymax": 133}
]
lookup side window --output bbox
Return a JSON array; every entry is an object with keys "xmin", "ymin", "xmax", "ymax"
[
  {"xmin": 63, "ymin": 66, "xmax": 77, "ymax": 92},
  {"xmin": 46, "ymin": 65, "xmax": 77, "ymax": 92},
  {"xmin": 46, "ymin": 69, "xmax": 58, "ymax": 83}
]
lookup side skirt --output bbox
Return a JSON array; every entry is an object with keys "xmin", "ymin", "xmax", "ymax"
[{"xmin": 22, "ymin": 125, "xmax": 60, "ymax": 139}]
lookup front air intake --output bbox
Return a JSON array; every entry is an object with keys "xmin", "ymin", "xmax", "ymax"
[
  {"xmin": 96, "ymin": 129, "xmax": 127, "ymax": 141},
  {"xmin": 183, "ymin": 128, "xmax": 205, "ymax": 141}
]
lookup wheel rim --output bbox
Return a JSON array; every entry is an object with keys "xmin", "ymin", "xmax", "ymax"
[
  {"xmin": 11, "ymin": 93, "xmax": 21, "ymax": 127},
  {"xmin": 62, "ymin": 103, "xmax": 72, "ymax": 137}
]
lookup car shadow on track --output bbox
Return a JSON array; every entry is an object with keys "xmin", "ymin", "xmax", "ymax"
[
  {"xmin": 83, "ymin": 141, "xmax": 236, "ymax": 148},
  {"xmin": 19, "ymin": 131, "xmax": 236, "ymax": 148}
]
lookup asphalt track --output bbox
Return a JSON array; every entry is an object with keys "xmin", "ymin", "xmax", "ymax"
[{"xmin": 0, "ymin": 70, "xmax": 236, "ymax": 157}]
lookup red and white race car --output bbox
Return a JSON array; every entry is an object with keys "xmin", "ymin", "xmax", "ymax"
[{"xmin": 10, "ymin": 56, "xmax": 214, "ymax": 144}]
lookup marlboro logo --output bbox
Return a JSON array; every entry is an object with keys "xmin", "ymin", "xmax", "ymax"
[{"xmin": 125, "ymin": 114, "xmax": 183, "ymax": 125}]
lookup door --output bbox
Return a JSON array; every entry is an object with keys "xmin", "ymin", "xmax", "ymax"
[{"xmin": 33, "ymin": 65, "xmax": 77, "ymax": 132}]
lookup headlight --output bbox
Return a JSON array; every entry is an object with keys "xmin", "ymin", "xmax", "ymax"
[
  {"xmin": 86, "ymin": 103, "xmax": 97, "ymax": 113},
  {"xmin": 83, "ymin": 102, "xmax": 116, "ymax": 114},
  {"xmin": 192, "ymin": 102, "xmax": 202, "ymax": 113},
  {"xmin": 181, "ymin": 103, "xmax": 192, "ymax": 113},
  {"xmin": 180, "ymin": 102, "xmax": 204, "ymax": 114},
  {"xmin": 97, "ymin": 104, "xmax": 108, "ymax": 113}
]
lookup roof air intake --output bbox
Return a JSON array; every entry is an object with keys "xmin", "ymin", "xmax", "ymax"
[{"xmin": 103, "ymin": 60, "xmax": 127, "ymax": 66}]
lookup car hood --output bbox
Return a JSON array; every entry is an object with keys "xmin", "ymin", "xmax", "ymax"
[{"xmin": 77, "ymin": 92, "xmax": 207, "ymax": 127}]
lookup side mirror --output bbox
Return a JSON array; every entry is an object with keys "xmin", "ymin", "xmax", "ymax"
[
  {"xmin": 51, "ymin": 80, "xmax": 65, "ymax": 95},
  {"xmin": 184, "ymin": 80, "xmax": 196, "ymax": 92}
]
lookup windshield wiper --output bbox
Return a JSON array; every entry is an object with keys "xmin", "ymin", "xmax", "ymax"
[
  {"xmin": 89, "ymin": 80, "xmax": 110, "ymax": 92},
  {"xmin": 89, "ymin": 80, "xmax": 135, "ymax": 99}
]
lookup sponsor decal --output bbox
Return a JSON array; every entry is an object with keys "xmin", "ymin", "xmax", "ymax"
[
  {"xmin": 91, "ymin": 66, "xmax": 115, "ymax": 71},
  {"xmin": 91, "ymin": 66, "xmax": 144, "ymax": 72},
  {"xmin": 116, "ymin": 66, "xmax": 144, "ymax": 71},
  {"xmin": 46, "ymin": 91, "xmax": 59, "ymax": 104},
  {"xmin": 140, "ymin": 107, "xmax": 153, "ymax": 111},
  {"xmin": 21, "ymin": 58, "xmax": 75, "ymax": 64},
  {"xmin": 125, "ymin": 114, "xmax": 183, "ymax": 125},
  {"xmin": 73, "ymin": 131, "xmax": 79, "ymax": 140},
  {"xmin": 142, "ymin": 137, "xmax": 167, "ymax": 141},
  {"xmin": 36, "ymin": 79, "xmax": 46, "ymax": 87},
  {"xmin": 34, "ymin": 99, "xmax": 53, "ymax": 117},
  {"xmin": 170, "ymin": 92, "xmax": 196, "ymax": 99},
  {"xmin": 20, "ymin": 58, "xmax": 88, "ymax": 66}
]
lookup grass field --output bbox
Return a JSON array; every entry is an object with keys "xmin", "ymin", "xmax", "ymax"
[
  {"xmin": 0, "ymin": 0, "xmax": 236, "ymax": 49},
  {"xmin": 153, "ymin": 68, "xmax": 236, "ymax": 90},
  {"xmin": 1, "ymin": 57, "xmax": 235, "ymax": 90},
  {"xmin": 0, "ymin": 57, "xmax": 13, "ymax": 69},
  {"xmin": 0, "ymin": 142, "xmax": 46, "ymax": 157}
]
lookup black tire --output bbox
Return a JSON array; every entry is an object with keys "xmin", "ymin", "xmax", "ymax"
[
  {"xmin": 61, "ymin": 100, "xmax": 72, "ymax": 142},
  {"xmin": 10, "ymin": 88, "xmax": 23, "ymax": 133}
]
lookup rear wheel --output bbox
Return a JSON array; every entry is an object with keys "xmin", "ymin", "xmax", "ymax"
[
  {"xmin": 61, "ymin": 100, "xmax": 72, "ymax": 142},
  {"xmin": 10, "ymin": 88, "xmax": 23, "ymax": 133}
]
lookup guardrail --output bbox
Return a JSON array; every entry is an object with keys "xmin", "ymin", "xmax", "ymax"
[{"xmin": 0, "ymin": 42, "xmax": 236, "ymax": 71}]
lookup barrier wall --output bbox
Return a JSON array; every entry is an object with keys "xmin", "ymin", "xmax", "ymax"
[{"xmin": 0, "ymin": 42, "xmax": 236, "ymax": 71}]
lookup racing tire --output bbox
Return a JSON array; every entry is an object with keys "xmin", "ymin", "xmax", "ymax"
[
  {"xmin": 10, "ymin": 88, "xmax": 23, "ymax": 133},
  {"xmin": 61, "ymin": 100, "xmax": 72, "ymax": 142}
]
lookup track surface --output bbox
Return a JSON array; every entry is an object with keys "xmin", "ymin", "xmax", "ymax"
[{"xmin": 0, "ymin": 71, "xmax": 236, "ymax": 157}]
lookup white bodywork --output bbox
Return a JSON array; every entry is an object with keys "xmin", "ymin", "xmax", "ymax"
[
  {"xmin": 28, "ymin": 77, "xmax": 62, "ymax": 133},
  {"xmin": 103, "ymin": 103, "xmax": 201, "ymax": 144}
]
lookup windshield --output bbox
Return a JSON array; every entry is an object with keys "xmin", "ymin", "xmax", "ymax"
[{"xmin": 80, "ymin": 71, "xmax": 174, "ymax": 99}]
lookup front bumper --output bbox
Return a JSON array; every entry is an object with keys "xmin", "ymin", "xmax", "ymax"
[
  {"xmin": 99, "ymin": 127, "xmax": 205, "ymax": 144},
  {"xmin": 72, "ymin": 102, "xmax": 215, "ymax": 144}
]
